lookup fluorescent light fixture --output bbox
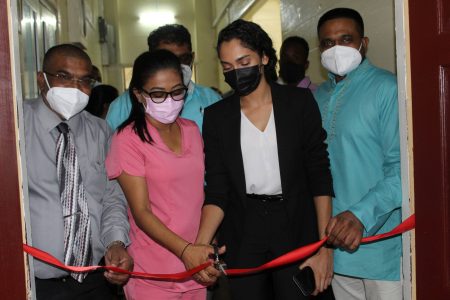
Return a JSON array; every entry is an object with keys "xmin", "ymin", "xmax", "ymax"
[{"xmin": 139, "ymin": 11, "xmax": 175, "ymax": 25}]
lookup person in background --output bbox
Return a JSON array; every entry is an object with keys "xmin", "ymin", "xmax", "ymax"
[
  {"xmin": 105, "ymin": 50, "xmax": 221, "ymax": 300},
  {"xmin": 314, "ymin": 8, "xmax": 402, "ymax": 299},
  {"xmin": 106, "ymin": 24, "xmax": 221, "ymax": 132},
  {"xmin": 85, "ymin": 84, "xmax": 119, "ymax": 119},
  {"xmin": 24, "ymin": 44, "xmax": 132, "ymax": 299},
  {"xmin": 277, "ymin": 36, "xmax": 317, "ymax": 92},
  {"xmin": 195, "ymin": 19, "xmax": 334, "ymax": 300}
]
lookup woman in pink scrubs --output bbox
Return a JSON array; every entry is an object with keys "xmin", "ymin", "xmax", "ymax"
[{"xmin": 105, "ymin": 50, "xmax": 220, "ymax": 299}]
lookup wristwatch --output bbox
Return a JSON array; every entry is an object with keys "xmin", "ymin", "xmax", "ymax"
[{"xmin": 106, "ymin": 240, "xmax": 126, "ymax": 250}]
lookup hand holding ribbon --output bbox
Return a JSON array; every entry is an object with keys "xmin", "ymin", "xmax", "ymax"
[{"xmin": 23, "ymin": 214, "xmax": 415, "ymax": 281}]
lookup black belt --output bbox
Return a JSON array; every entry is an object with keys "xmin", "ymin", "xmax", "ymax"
[
  {"xmin": 36, "ymin": 258, "xmax": 106, "ymax": 282},
  {"xmin": 246, "ymin": 194, "xmax": 284, "ymax": 202}
]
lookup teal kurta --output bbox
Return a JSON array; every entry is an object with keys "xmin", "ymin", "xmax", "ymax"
[
  {"xmin": 106, "ymin": 82, "xmax": 221, "ymax": 132},
  {"xmin": 314, "ymin": 59, "xmax": 402, "ymax": 280}
]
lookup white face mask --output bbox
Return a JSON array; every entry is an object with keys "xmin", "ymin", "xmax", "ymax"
[
  {"xmin": 181, "ymin": 64, "xmax": 194, "ymax": 95},
  {"xmin": 321, "ymin": 43, "xmax": 363, "ymax": 76},
  {"xmin": 43, "ymin": 73, "xmax": 89, "ymax": 120}
]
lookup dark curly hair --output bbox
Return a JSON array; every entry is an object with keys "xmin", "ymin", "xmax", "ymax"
[
  {"xmin": 217, "ymin": 19, "xmax": 278, "ymax": 82},
  {"xmin": 147, "ymin": 24, "xmax": 192, "ymax": 52},
  {"xmin": 118, "ymin": 50, "xmax": 183, "ymax": 144}
]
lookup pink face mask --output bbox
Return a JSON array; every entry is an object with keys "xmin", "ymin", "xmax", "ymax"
[{"xmin": 143, "ymin": 96, "xmax": 184, "ymax": 124}]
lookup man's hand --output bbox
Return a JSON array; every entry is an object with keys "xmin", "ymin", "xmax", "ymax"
[
  {"xmin": 104, "ymin": 243, "xmax": 134, "ymax": 285},
  {"xmin": 326, "ymin": 211, "xmax": 364, "ymax": 251},
  {"xmin": 299, "ymin": 247, "xmax": 333, "ymax": 295},
  {"xmin": 181, "ymin": 243, "xmax": 226, "ymax": 286}
]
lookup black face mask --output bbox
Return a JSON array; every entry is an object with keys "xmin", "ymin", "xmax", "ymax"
[
  {"xmin": 279, "ymin": 62, "xmax": 306, "ymax": 85},
  {"xmin": 224, "ymin": 65, "xmax": 262, "ymax": 96}
]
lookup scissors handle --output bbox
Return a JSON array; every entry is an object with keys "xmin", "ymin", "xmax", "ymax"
[{"xmin": 211, "ymin": 244, "xmax": 227, "ymax": 275}]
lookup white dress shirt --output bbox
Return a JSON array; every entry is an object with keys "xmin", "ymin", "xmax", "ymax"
[{"xmin": 240, "ymin": 108, "xmax": 282, "ymax": 195}]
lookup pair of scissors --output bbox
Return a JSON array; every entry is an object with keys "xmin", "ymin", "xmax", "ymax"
[{"xmin": 212, "ymin": 244, "xmax": 227, "ymax": 275}]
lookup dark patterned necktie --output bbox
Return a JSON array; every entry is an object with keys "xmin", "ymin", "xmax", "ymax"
[{"xmin": 56, "ymin": 123, "xmax": 92, "ymax": 282}]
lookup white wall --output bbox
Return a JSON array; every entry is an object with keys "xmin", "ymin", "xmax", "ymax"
[{"xmin": 280, "ymin": 0, "xmax": 396, "ymax": 85}]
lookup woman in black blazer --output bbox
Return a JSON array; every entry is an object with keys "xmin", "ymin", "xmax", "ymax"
[{"xmin": 191, "ymin": 20, "xmax": 334, "ymax": 299}]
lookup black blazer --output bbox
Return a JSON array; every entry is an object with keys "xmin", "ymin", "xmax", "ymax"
[{"xmin": 202, "ymin": 82, "xmax": 333, "ymax": 265}]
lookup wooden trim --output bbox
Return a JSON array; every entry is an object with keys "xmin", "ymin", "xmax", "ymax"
[
  {"xmin": 409, "ymin": 0, "xmax": 450, "ymax": 297},
  {"xmin": 0, "ymin": 0, "xmax": 27, "ymax": 298}
]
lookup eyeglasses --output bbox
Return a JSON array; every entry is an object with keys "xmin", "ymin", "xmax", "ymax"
[
  {"xmin": 140, "ymin": 87, "xmax": 187, "ymax": 104},
  {"xmin": 44, "ymin": 72, "xmax": 96, "ymax": 88}
]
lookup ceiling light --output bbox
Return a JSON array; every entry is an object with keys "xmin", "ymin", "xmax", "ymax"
[{"xmin": 139, "ymin": 11, "xmax": 175, "ymax": 26}]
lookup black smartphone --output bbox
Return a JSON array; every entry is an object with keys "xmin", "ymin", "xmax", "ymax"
[{"xmin": 293, "ymin": 266, "xmax": 316, "ymax": 296}]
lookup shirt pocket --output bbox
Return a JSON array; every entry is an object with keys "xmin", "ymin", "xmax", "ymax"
[{"xmin": 84, "ymin": 156, "xmax": 107, "ymax": 206}]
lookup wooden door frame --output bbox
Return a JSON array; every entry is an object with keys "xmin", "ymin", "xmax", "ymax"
[
  {"xmin": 408, "ymin": 0, "xmax": 450, "ymax": 297},
  {"xmin": 0, "ymin": 0, "xmax": 28, "ymax": 298}
]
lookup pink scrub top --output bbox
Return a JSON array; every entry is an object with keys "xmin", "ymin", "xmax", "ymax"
[{"xmin": 106, "ymin": 118, "xmax": 204, "ymax": 293}]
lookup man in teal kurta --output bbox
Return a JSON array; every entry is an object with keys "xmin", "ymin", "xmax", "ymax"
[
  {"xmin": 314, "ymin": 8, "xmax": 402, "ymax": 299},
  {"xmin": 106, "ymin": 24, "xmax": 221, "ymax": 132}
]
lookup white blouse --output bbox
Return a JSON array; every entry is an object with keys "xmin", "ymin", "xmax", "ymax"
[{"xmin": 240, "ymin": 108, "xmax": 282, "ymax": 195}]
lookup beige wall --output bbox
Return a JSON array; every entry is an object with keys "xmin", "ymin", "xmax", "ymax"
[
  {"xmin": 102, "ymin": 0, "xmax": 124, "ymax": 92},
  {"xmin": 19, "ymin": 0, "xmax": 103, "ymax": 66},
  {"xmin": 26, "ymin": 0, "xmax": 220, "ymax": 92},
  {"xmin": 213, "ymin": 0, "xmax": 229, "ymax": 18},
  {"xmin": 213, "ymin": 12, "xmax": 231, "ymax": 94},
  {"xmin": 243, "ymin": 0, "xmax": 282, "ymax": 55},
  {"xmin": 193, "ymin": 0, "xmax": 219, "ymax": 89},
  {"xmin": 19, "ymin": 0, "xmax": 105, "ymax": 94},
  {"xmin": 280, "ymin": 0, "xmax": 396, "ymax": 85},
  {"xmin": 115, "ymin": 0, "xmax": 195, "ymax": 67},
  {"xmin": 105, "ymin": 0, "xmax": 218, "ymax": 91},
  {"xmin": 21, "ymin": 0, "xmax": 396, "ymax": 93},
  {"xmin": 211, "ymin": 0, "xmax": 282, "ymax": 94},
  {"xmin": 56, "ymin": 0, "xmax": 103, "ymax": 76}
]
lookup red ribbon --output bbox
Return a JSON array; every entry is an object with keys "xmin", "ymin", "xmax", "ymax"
[{"xmin": 23, "ymin": 214, "xmax": 415, "ymax": 280}]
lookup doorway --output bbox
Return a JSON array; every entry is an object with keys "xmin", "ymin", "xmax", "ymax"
[{"xmin": 3, "ymin": 0, "xmax": 444, "ymax": 298}]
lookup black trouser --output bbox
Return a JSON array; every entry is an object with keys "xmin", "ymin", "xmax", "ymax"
[
  {"xmin": 35, "ymin": 269, "xmax": 115, "ymax": 300},
  {"xmin": 227, "ymin": 198, "xmax": 307, "ymax": 300}
]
